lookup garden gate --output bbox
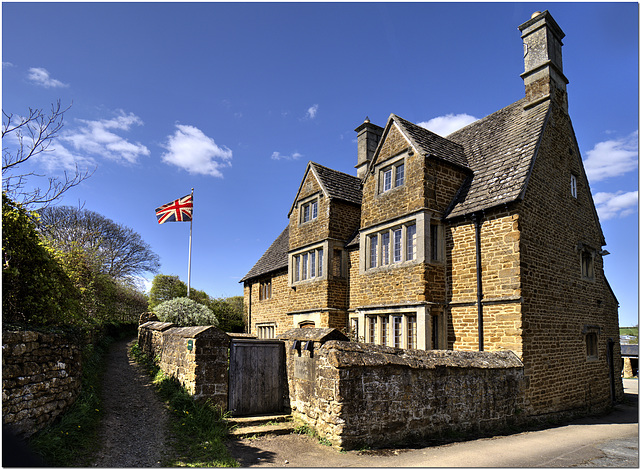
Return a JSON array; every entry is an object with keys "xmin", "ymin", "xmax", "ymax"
[{"xmin": 228, "ymin": 339, "xmax": 285, "ymax": 416}]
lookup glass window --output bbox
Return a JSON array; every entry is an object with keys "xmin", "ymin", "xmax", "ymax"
[
  {"xmin": 430, "ymin": 224, "xmax": 440, "ymax": 262},
  {"xmin": 368, "ymin": 316, "xmax": 377, "ymax": 344},
  {"xmin": 586, "ymin": 332, "xmax": 598, "ymax": 359},
  {"xmin": 295, "ymin": 256, "xmax": 300, "ymax": 282},
  {"xmin": 302, "ymin": 253, "xmax": 308, "ymax": 280},
  {"xmin": 370, "ymin": 235, "xmax": 378, "ymax": 268},
  {"xmin": 310, "ymin": 251, "xmax": 316, "ymax": 278},
  {"xmin": 381, "ymin": 232, "xmax": 390, "ymax": 265},
  {"xmin": 381, "ymin": 316, "xmax": 389, "ymax": 346},
  {"xmin": 581, "ymin": 249, "xmax": 594, "ymax": 280},
  {"xmin": 318, "ymin": 248, "xmax": 323, "ymax": 277},
  {"xmin": 570, "ymin": 174, "xmax": 577, "ymax": 198},
  {"xmin": 393, "ymin": 316, "xmax": 402, "ymax": 348},
  {"xmin": 407, "ymin": 316, "xmax": 416, "ymax": 349},
  {"xmin": 301, "ymin": 199, "xmax": 318, "ymax": 223},
  {"xmin": 393, "ymin": 228, "xmax": 402, "ymax": 263},
  {"xmin": 395, "ymin": 163, "xmax": 405, "ymax": 187},
  {"xmin": 383, "ymin": 168, "xmax": 393, "ymax": 192},
  {"xmin": 406, "ymin": 224, "xmax": 417, "ymax": 261}
]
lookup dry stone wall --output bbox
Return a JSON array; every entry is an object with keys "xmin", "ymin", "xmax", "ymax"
[
  {"xmin": 283, "ymin": 332, "xmax": 525, "ymax": 450},
  {"xmin": 2, "ymin": 330, "xmax": 84, "ymax": 437}
]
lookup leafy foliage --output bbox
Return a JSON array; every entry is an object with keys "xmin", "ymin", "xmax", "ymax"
[
  {"xmin": 38, "ymin": 205, "xmax": 160, "ymax": 281},
  {"xmin": 2, "ymin": 194, "xmax": 82, "ymax": 325},
  {"xmin": 148, "ymin": 274, "xmax": 188, "ymax": 310},
  {"xmin": 154, "ymin": 297, "xmax": 219, "ymax": 327}
]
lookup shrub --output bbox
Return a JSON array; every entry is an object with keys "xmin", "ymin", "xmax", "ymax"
[{"xmin": 154, "ymin": 297, "xmax": 219, "ymax": 327}]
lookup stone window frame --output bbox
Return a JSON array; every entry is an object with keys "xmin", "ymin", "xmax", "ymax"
[
  {"xmin": 360, "ymin": 212, "xmax": 429, "ymax": 273},
  {"xmin": 570, "ymin": 173, "xmax": 578, "ymax": 198},
  {"xmin": 257, "ymin": 322, "xmax": 276, "ymax": 339},
  {"xmin": 364, "ymin": 312, "xmax": 417, "ymax": 349},
  {"xmin": 583, "ymin": 325, "xmax": 601, "ymax": 361},
  {"xmin": 430, "ymin": 222, "xmax": 444, "ymax": 263},
  {"xmin": 376, "ymin": 152, "xmax": 407, "ymax": 195},
  {"xmin": 289, "ymin": 241, "xmax": 327, "ymax": 286},
  {"xmin": 577, "ymin": 242, "xmax": 595, "ymax": 281},
  {"xmin": 259, "ymin": 278, "xmax": 272, "ymax": 301},
  {"xmin": 299, "ymin": 195, "xmax": 319, "ymax": 225}
]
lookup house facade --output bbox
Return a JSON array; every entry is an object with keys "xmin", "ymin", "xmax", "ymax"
[{"xmin": 241, "ymin": 10, "xmax": 623, "ymax": 416}]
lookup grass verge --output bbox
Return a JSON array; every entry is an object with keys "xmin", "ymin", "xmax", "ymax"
[{"xmin": 129, "ymin": 342, "xmax": 238, "ymax": 467}]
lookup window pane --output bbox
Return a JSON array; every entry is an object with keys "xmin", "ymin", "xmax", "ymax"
[
  {"xmin": 393, "ymin": 228, "xmax": 402, "ymax": 263},
  {"xmin": 318, "ymin": 248, "xmax": 323, "ymax": 277},
  {"xmin": 383, "ymin": 168, "xmax": 392, "ymax": 192},
  {"xmin": 303, "ymin": 204, "xmax": 310, "ymax": 222},
  {"xmin": 370, "ymin": 235, "xmax": 378, "ymax": 268},
  {"xmin": 381, "ymin": 316, "xmax": 389, "ymax": 346},
  {"xmin": 431, "ymin": 224, "xmax": 439, "ymax": 261},
  {"xmin": 310, "ymin": 251, "xmax": 316, "ymax": 278},
  {"xmin": 393, "ymin": 316, "xmax": 402, "ymax": 348},
  {"xmin": 381, "ymin": 232, "xmax": 390, "ymax": 265},
  {"xmin": 312, "ymin": 201, "xmax": 318, "ymax": 219},
  {"xmin": 395, "ymin": 163, "xmax": 404, "ymax": 187},
  {"xmin": 407, "ymin": 316, "xmax": 416, "ymax": 349},
  {"xmin": 571, "ymin": 174, "xmax": 577, "ymax": 198},
  {"xmin": 406, "ymin": 224, "xmax": 417, "ymax": 261},
  {"xmin": 295, "ymin": 256, "xmax": 300, "ymax": 282},
  {"xmin": 302, "ymin": 253, "xmax": 308, "ymax": 280},
  {"xmin": 368, "ymin": 316, "xmax": 377, "ymax": 344}
]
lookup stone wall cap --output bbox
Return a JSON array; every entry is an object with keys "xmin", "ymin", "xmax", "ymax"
[
  {"xmin": 321, "ymin": 341, "xmax": 524, "ymax": 370},
  {"xmin": 276, "ymin": 327, "xmax": 349, "ymax": 343},
  {"xmin": 227, "ymin": 333, "xmax": 257, "ymax": 339},
  {"xmin": 163, "ymin": 325, "xmax": 230, "ymax": 340},
  {"xmin": 139, "ymin": 321, "xmax": 175, "ymax": 331}
]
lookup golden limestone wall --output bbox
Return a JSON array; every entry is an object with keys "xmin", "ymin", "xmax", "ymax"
[
  {"xmin": 289, "ymin": 173, "xmax": 329, "ymax": 251},
  {"xmin": 245, "ymin": 271, "xmax": 292, "ymax": 336},
  {"xmin": 447, "ymin": 211, "xmax": 523, "ymax": 355},
  {"xmin": 518, "ymin": 104, "xmax": 622, "ymax": 415}
]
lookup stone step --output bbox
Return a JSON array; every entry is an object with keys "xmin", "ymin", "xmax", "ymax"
[
  {"xmin": 228, "ymin": 421, "xmax": 296, "ymax": 438},
  {"xmin": 227, "ymin": 413, "xmax": 292, "ymax": 428}
]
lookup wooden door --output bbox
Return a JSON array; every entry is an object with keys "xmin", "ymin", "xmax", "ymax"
[{"xmin": 228, "ymin": 339, "xmax": 285, "ymax": 416}]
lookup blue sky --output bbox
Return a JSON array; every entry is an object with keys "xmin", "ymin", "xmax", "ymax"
[{"xmin": 2, "ymin": 2, "xmax": 638, "ymax": 327}]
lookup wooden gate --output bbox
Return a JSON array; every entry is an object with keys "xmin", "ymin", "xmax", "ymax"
[{"xmin": 228, "ymin": 339, "xmax": 285, "ymax": 416}]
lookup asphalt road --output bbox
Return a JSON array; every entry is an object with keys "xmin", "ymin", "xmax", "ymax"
[{"xmin": 229, "ymin": 379, "xmax": 638, "ymax": 467}]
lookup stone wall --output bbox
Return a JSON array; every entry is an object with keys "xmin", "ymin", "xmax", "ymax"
[
  {"xmin": 2, "ymin": 330, "xmax": 85, "ymax": 437},
  {"xmin": 138, "ymin": 323, "xmax": 230, "ymax": 409},
  {"xmin": 137, "ymin": 321, "xmax": 175, "ymax": 358},
  {"xmin": 282, "ymin": 331, "xmax": 525, "ymax": 450}
]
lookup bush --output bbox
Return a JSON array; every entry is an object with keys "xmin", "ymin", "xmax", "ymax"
[{"xmin": 154, "ymin": 297, "xmax": 219, "ymax": 327}]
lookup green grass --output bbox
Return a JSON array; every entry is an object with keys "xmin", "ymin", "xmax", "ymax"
[
  {"xmin": 129, "ymin": 342, "xmax": 238, "ymax": 467},
  {"xmin": 293, "ymin": 423, "xmax": 332, "ymax": 446},
  {"xmin": 27, "ymin": 333, "xmax": 118, "ymax": 466}
]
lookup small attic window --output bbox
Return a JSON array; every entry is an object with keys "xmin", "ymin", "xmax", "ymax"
[
  {"xmin": 300, "ymin": 198, "xmax": 318, "ymax": 224},
  {"xmin": 570, "ymin": 174, "xmax": 578, "ymax": 198}
]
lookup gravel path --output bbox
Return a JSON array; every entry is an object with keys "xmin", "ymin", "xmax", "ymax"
[{"xmin": 92, "ymin": 337, "xmax": 171, "ymax": 467}]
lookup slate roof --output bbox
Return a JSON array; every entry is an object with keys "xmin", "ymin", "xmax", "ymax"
[
  {"xmin": 444, "ymin": 98, "xmax": 550, "ymax": 219},
  {"xmin": 391, "ymin": 114, "xmax": 469, "ymax": 169},
  {"xmin": 240, "ymin": 226, "xmax": 289, "ymax": 282},
  {"xmin": 310, "ymin": 162, "xmax": 362, "ymax": 205}
]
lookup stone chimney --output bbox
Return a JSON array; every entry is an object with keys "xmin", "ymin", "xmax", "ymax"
[
  {"xmin": 518, "ymin": 10, "xmax": 569, "ymax": 112},
  {"xmin": 354, "ymin": 117, "xmax": 383, "ymax": 179}
]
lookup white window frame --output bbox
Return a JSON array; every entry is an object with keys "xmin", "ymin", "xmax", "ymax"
[
  {"xmin": 570, "ymin": 174, "xmax": 578, "ymax": 198},
  {"xmin": 364, "ymin": 221, "xmax": 423, "ymax": 271},
  {"xmin": 289, "ymin": 242, "xmax": 327, "ymax": 286},
  {"xmin": 257, "ymin": 323, "xmax": 276, "ymax": 339}
]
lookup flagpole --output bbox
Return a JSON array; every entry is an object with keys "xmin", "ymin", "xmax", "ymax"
[{"xmin": 187, "ymin": 188, "xmax": 193, "ymax": 297}]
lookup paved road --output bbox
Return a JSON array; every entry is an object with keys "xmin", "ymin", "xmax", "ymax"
[{"xmin": 229, "ymin": 379, "xmax": 638, "ymax": 467}]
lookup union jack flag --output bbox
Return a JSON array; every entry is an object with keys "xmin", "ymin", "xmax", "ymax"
[{"xmin": 155, "ymin": 193, "xmax": 193, "ymax": 224}]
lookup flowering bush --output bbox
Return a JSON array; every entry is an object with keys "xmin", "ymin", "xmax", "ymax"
[{"xmin": 154, "ymin": 297, "xmax": 219, "ymax": 327}]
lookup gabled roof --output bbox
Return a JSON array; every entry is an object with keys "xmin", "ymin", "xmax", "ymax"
[
  {"xmin": 444, "ymin": 98, "xmax": 550, "ymax": 219},
  {"xmin": 240, "ymin": 226, "xmax": 289, "ymax": 282},
  {"xmin": 288, "ymin": 162, "xmax": 362, "ymax": 217}
]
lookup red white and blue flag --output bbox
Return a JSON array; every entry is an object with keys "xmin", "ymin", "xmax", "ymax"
[{"xmin": 155, "ymin": 193, "xmax": 193, "ymax": 224}]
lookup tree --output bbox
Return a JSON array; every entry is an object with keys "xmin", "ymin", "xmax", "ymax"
[
  {"xmin": 148, "ymin": 274, "xmax": 188, "ymax": 310},
  {"xmin": 204, "ymin": 296, "xmax": 245, "ymax": 333},
  {"xmin": 38, "ymin": 205, "xmax": 160, "ymax": 281},
  {"xmin": 2, "ymin": 101, "xmax": 93, "ymax": 208}
]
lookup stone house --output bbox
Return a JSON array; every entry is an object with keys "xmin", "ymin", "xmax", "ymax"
[{"xmin": 241, "ymin": 10, "xmax": 623, "ymax": 417}]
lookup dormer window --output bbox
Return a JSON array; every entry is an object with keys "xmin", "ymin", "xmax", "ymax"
[{"xmin": 301, "ymin": 198, "xmax": 318, "ymax": 224}]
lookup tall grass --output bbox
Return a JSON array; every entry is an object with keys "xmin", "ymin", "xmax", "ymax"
[{"xmin": 129, "ymin": 343, "xmax": 238, "ymax": 467}]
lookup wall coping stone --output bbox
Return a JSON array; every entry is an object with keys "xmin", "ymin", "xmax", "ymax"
[
  {"xmin": 227, "ymin": 333, "xmax": 257, "ymax": 339},
  {"xmin": 139, "ymin": 321, "xmax": 175, "ymax": 331},
  {"xmin": 321, "ymin": 340, "xmax": 524, "ymax": 369},
  {"xmin": 163, "ymin": 325, "xmax": 230, "ymax": 341},
  {"xmin": 277, "ymin": 327, "xmax": 349, "ymax": 343}
]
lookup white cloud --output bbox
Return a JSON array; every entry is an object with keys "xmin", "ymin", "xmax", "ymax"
[
  {"xmin": 3, "ymin": 62, "xmax": 14, "ymax": 68},
  {"xmin": 306, "ymin": 104, "xmax": 319, "ymax": 120},
  {"xmin": 271, "ymin": 151, "xmax": 302, "ymax": 161},
  {"xmin": 60, "ymin": 111, "xmax": 149, "ymax": 164},
  {"xmin": 592, "ymin": 191, "xmax": 638, "ymax": 220},
  {"xmin": 417, "ymin": 113, "xmax": 478, "ymax": 137},
  {"xmin": 161, "ymin": 124, "xmax": 232, "ymax": 177},
  {"xmin": 27, "ymin": 67, "xmax": 69, "ymax": 88},
  {"xmin": 584, "ymin": 131, "xmax": 638, "ymax": 182}
]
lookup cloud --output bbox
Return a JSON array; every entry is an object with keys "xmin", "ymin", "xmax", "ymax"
[
  {"xmin": 60, "ymin": 111, "xmax": 149, "ymax": 164},
  {"xmin": 306, "ymin": 104, "xmax": 319, "ymax": 120},
  {"xmin": 27, "ymin": 67, "xmax": 69, "ymax": 88},
  {"xmin": 161, "ymin": 124, "xmax": 232, "ymax": 177},
  {"xmin": 271, "ymin": 151, "xmax": 302, "ymax": 161},
  {"xmin": 3, "ymin": 62, "xmax": 14, "ymax": 69},
  {"xmin": 592, "ymin": 191, "xmax": 638, "ymax": 220},
  {"xmin": 417, "ymin": 113, "xmax": 478, "ymax": 137},
  {"xmin": 583, "ymin": 131, "xmax": 638, "ymax": 182}
]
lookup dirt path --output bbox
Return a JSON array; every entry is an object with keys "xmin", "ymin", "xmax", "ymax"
[{"xmin": 92, "ymin": 337, "xmax": 172, "ymax": 467}]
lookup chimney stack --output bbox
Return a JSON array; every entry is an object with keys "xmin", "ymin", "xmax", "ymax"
[
  {"xmin": 518, "ymin": 10, "xmax": 569, "ymax": 112},
  {"xmin": 354, "ymin": 117, "xmax": 383, "ymax": 179}
]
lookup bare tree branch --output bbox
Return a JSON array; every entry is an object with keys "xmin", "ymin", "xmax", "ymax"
[{"xmin": 2, "ymin": 101, "xmax": 94, "ymax": 208}]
